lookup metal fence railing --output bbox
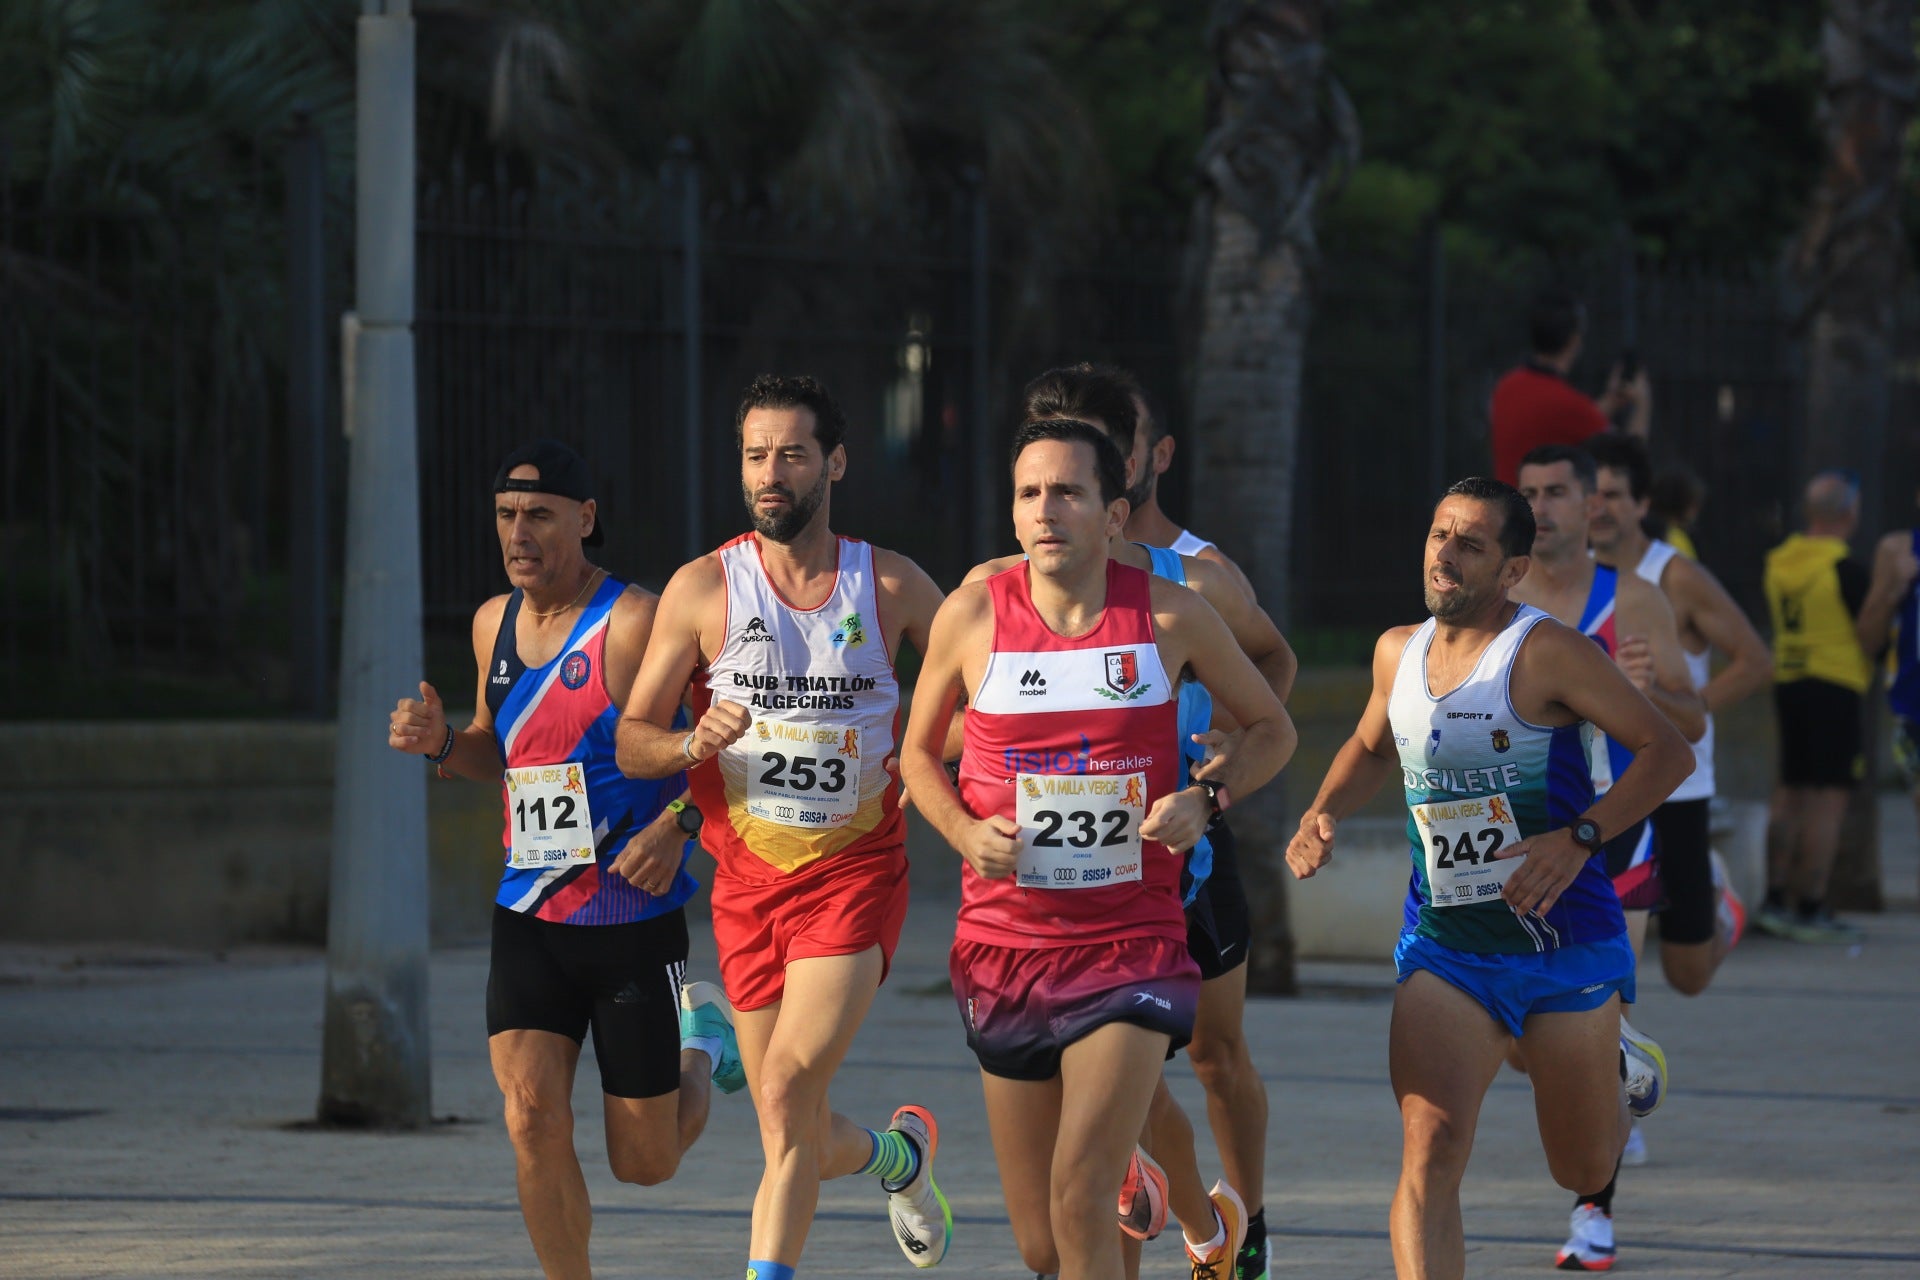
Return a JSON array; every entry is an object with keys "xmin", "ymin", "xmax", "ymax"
[{"xmin": 7, "ymin": 133, "xmax": 1916, "ymax": 716}]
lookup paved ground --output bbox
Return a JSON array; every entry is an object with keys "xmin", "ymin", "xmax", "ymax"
[{"xmin": 3, "ymin": 806, "xmax": 1917, "ymax": 1279}]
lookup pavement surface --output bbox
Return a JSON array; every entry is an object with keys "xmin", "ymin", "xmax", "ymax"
[{"xmin": 4, "ymin": 804, "xmax": 1918, "ymax": 1279}]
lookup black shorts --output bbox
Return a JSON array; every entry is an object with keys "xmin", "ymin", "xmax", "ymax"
[
  {"xmin": 1185, "ymin": 821, "xmax": 1252, "ymax": 981},
  {"xmin": 1649, "ymin": 798, "xmax": 1715, "ymax": 944},
  {"xmin": 1774, "ymin": 680, "xmax": 1862, "ymax": 788},
  {"xmin": 486, "ymin": 905, "xmax": 689, "ymax": 1099}
]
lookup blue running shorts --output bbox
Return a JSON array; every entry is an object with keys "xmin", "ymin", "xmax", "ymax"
[{"xmin": 1393, "ymin": 931, "xmax": 1636, "ymax": 1038}]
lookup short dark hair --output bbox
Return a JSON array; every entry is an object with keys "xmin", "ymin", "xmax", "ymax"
[
  {"xmin": 1648, "ymin": 465, "xmax": 1704, "ymax": 523},
  {"xmin": 734, "ymin": 374, "xmax": 847, "ymax": 453},
  {"xmin": 1585, "ymin": 433, "xmax": 1653, "ymax": 502},
  {"xmin": 1010, "ymin": 417, "xmax": 1128, "ymax": 507},
  {"xmin": 1528, "ymin": 288, "xmax": 1586, "ymax": 357},
  {"xmin": 1443, "ymin": 476, "xmax": 1536, "ymax": 559},
  {"xmin": 1021, "ymin": 365, "xmax": 1138, "ymax": 450},
  {"xmin": 1518, "ymin": 442, "xmax": 1597, "ymax": 492}
]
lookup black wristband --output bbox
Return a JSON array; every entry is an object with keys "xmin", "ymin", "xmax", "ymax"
[{"xmin": 429, "ymin": 725, "xmax": 456, "ymax": 765}]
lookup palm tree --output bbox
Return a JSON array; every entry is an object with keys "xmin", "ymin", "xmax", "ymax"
[
  {"xmin": 1185, "ymin": 0, "xmax": 1355, "ymax": 992},
  {"xmin": 1792, "ymin": 0, "xmax": 1916, "ymax": 912}
]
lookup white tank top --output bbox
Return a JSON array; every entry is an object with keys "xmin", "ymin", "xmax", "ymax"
[
  {"xmin": 1170, "ymin": 528, "xmax": 1215, "ymax": 557},
  {"xmin": 695, "ymin": 535, "xmax": 902, "ymax": 875},
  {"xmin": 1635, "ymin": 539, "xmax": 1714, "ymax": 800}
]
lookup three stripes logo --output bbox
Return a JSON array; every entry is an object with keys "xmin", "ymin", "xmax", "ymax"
[{"xmin": 1018, "ymin": 669, "xmax": 1048, "ymax": 697}]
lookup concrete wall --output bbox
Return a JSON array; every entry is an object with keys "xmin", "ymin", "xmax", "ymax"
[{"xmin": 0, "ymin": 676, "xmax": 1803, "ymax": 950}]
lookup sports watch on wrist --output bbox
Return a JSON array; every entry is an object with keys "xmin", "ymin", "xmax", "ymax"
[
  {"xmin": 1570, "ymin": 817, "xmax": 1604, "ymax": 854},
  {"xmin": 667, "ymin": 798, "xmax": 703, "ymax": 837}
]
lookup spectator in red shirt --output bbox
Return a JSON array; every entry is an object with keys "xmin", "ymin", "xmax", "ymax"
[{"xmin": 1490, "ymin": 288, "xmax": 1651, "ymax": 485}]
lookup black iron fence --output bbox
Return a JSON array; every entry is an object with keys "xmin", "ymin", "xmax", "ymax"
[{"xmin": 6, "ymin": 133, "xmax": 1918, "ymax": 716}]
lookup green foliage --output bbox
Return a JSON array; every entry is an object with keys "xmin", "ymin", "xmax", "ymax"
[{"xmin": 1326, "ymin": 0, "xmax": 1823, "ymax": 263}]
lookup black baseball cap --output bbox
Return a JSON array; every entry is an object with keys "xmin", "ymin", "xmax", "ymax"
[{"xmin": 493, "ymin": 439, "xmax": 604, "ymax": 546}]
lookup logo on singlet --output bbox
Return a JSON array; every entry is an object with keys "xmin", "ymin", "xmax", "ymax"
[
  {"xmin": 1018, "ymin": 669, "xmax": 1048, "ymax": 695},
  {"xmin": 831, "ymin": 611, "xmax": 865, "ymax": 647},
  {"xmin": 740, "ymin": 616, "xmax": 775, "ymax": 643},
  {"xmin": 559, "ymin": 651, "xmax": 591, "ymax": 690},
  {"xmin": 1097, "ymin": 650, "xmax": 1150, "ymax": 701},
  {"xmin": 1491, "ymin": 728, "xmax": 1511, "ymax": 752},
  {"xmin": 491, "ymin": 657, "xmax": 511, "ymax": 686}
]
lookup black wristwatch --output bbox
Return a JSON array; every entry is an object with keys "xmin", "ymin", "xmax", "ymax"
[
  {"xmin": 1570, "ymin": 817, "xmax": 1604, "ymax": 854},
  {"xmin": 667, "ymin": 798, "xmax": 703, "ymax": 837}
]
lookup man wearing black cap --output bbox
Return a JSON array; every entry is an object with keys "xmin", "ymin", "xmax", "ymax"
[{"xmin": 389, "ymin": 440, "xmax": 742, "ymax": 1279}]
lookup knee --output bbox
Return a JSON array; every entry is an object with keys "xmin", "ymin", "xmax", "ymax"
[
  {"xmin": 501, "ymin": 1089, "xmax": 572, "ymax": 1155},
  {"xmin": 608, "ymin": 1142, "xmax": 680, "ymax": 1187},
  {"xmin": 1016, "ymin": 1240, "xmax": 1061, "ymax": 1276},
  {"xmin": 753, "ymin": 1063, "xmax": 825, "ymax": 1150},
  {"xmin": 1049, "ymin": 1171, "xmax": 1112, "ymax": 1247},
  {"xmin": 1399, "ymin": 1102, "xmax": 1473, "ymax": 1181},
  {"xmin": 1187, "ymin": 1026, "xmax": 1254, "ymax": 1092}
]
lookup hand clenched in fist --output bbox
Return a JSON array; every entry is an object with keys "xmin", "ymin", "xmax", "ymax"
[{"xmin": 390, "ymin": 681, "xmax": 448, "ymax": 754}]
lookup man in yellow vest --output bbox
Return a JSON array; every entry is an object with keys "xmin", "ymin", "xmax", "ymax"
[{"xmin": 1758, "ymin": 473, "xmax": 1873, "ymax": 943}]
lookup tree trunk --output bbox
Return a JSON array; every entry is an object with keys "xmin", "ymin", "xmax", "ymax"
[
  {"xmin": 1793, "ymin": 0, "xmax": 1916, "ymax": 911},
  {"xmin": 1186, "ymin": 1, "xmax": 1351, "ymax": 994}
]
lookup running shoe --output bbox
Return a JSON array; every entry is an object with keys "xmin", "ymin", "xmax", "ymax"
[
  {"xmin": 1619, "ymin": 1121, "xmax": 1647, "ymax": 1167},
  {"xmin": 1118, "ymin": 1144, "xmax": 1168, "ymax": 1241},
  {"xmin": 1555, "ymin": 1203, "xmax": 1616, "ymax": 1271},
  {"xmin": 884, "ymin": 1105, "xmax": 952, "ymax": 1268},
  {"xmin": 1619, "ymin": 1018, "xmax": 1667, "ymax": 1118},
  {"xmin": 1186, "ymin": 1180, "xmax": 1247, "ymax": 1280},
  {"xmin": 678, "ymin": 980, "xmax": 746, "ymax": 1094},
  {"xmin": 1236, "ymin": 1212, "xmax": 1270, "ymax": 1280},
  {"xmin": 1752, "ymin": 901, "xmax": 1795, "ymax": 939},
  {"xmin": 1783, "ymin": 908, "xmax": 1864, "ymax": 945},
  {"xmin": 1710, "ymin": 851, "xmax": 1746, "ymax": 948}
]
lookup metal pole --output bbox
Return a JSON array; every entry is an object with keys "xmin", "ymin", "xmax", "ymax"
[
  {"xmin": 286, "ymin": 110, "xmax": 331, "ymax": 717},
  {"xmin": 1425, "ymin": 220, "xmax": 1447, "ymax": 499},
  {"xmin": 676, "ymin": 139, "xmax": 703, "ymax": 560},
  {"xmin": 968, "ymin": 171, "xmax": 992, "ymax": 563},
  {"xmin": 320, "ymin": 0, "xmax": 431, "ymax": 1129}
]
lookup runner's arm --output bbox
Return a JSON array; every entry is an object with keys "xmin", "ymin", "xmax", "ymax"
[
  {"xmin": 1620, "ymin": 575, "xmax": 1705, "ymax": 743},
  {"xmin": 617, "ymin": 558, "xmax": 719, "ymax": 779},
  {"xmin": 1497, "ymin": 621, "xmax": 1693, "ymax": 914},
  {"xmin": 1286, "ymin": 628, "xmax": 1409, "ymax": 879},
  {"xmin": 390, "ymin": 597, "xmax": 508, "ymax": 783},
  {"xmin": 899, "ymin": 585, "xmax": 1021, "ymax": 875},
  {"xmin": 1856, "ymin": 532, "xmax": 1919, "ymax": 657},
  {"xmin": 1188, "ymin": 556, "xmax": 1297, "ymax": 702},
  {"xmin": 876, "ymin": 548, "xmax": 947, "ymax": 664},
  {"xmin": 1162, "ymin": 582, "xmax": 1295, "ymax": 800},
  {"xmin": 1670, "ymin": 557, "xmax": 1770, "ymax": 713}
]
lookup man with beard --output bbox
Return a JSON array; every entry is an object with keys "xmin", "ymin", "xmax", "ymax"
[
  {"xmin": 617, "ymin": 376, "xmax": 951, "ymax": 1280},
  {"xmin": 1284, "ymin": 477, "xmax": 1692, "ymax": 1280},
  {"xmin": 1511, "ymin": 445, "xmax": 1703, "ymax": 1270}
]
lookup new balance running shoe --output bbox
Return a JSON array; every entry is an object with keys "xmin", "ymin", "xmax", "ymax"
[
  {"xmin": 1555, "ymin": 1202, "xmax": 1616, "ymax": 1271},
  {"xmin": 1118, "ymin": 1144, "xmax": 1169, "ymax": 1241},
  {"xmin": 678, "ymin": 980, "xmax": 746, "ymax": 1094},
  {"xmin": 884, "ymin": 1105, "xmax": 952, "ymax": 1268},
  {"xmin": 1619, "ymin": 1018, "xmax": 1668, "ymax": 1119},
  {"xmin": 1186, "ymin": 1180, "xmax": 1247, "ymax": 1280}
]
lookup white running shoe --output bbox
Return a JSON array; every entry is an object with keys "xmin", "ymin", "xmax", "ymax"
[
  {"xmin": 1619, "ymin": 1121, "xmax": 1647, "ymax": 1167},
  {"xmin": 1555, "ymin": 1203, "xmax": 1616, "ymax": 1271},
  {"xmin": 1619, "ymin": 1017, "xmax": 1668, "ymax": 1118},
  {"xmin": 884, "ymin": 1105, "xmax": 951, "ymax": 1268}
]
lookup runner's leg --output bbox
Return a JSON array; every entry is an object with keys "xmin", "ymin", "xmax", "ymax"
[
  {"xmin": 733, "ymin": 947, "xmax": 886, "ymax": 1267},
  {"xmin": 492, "ymin": 1031, "xmax": 592, "ymax": 1280},
  {"xmin": 1388, "ymin": 971, "xmax": 1510, "ymax": 1280}
]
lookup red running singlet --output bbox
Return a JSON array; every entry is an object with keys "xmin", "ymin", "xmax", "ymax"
[{"xmin": 956, "ymin": 560, "xmax": 1185, "ymax": 948}]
